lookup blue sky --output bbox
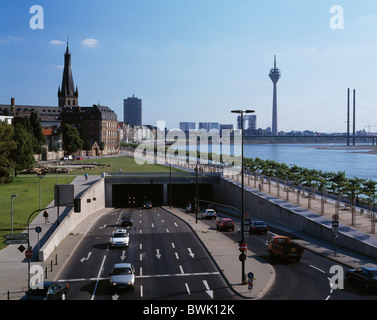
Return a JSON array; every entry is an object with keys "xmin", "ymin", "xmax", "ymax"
[{"xmin": 1, "ymin": 0, "xmax": 377, "ymax": 133}]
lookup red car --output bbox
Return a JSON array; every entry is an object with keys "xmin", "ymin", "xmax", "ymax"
[{"xmin": 217, "ymin": 218, "xmax": 235, "ymax": 231}]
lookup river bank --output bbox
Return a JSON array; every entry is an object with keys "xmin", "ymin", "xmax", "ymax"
[{"xmin": 310, "ymin": 145, "xmax": 377, "ymax": 155}]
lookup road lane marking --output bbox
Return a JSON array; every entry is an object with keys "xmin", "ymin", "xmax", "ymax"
[
  {"xmin": 91, "ymin": 255, "xmax": 107, "ymax": 300},
  {"xmin": 179, "ymin": 265, "xmax": 184, "ymax": 274},
  {"xmin": 58, "ymin": 271, "xmax": 221, "ymax": 282},
  {"xmin": 185, "ymin": 283, "xmax": 191, "ymax": 295},
  {"xmin": 309, "ymin": 265, "xmax": 326, "ymax": 273},
  {"xmin": 175, "ymin": 252, "xmax": 179, "ymax": 259},
  {"xmin": 171, "ymin": 243, "xmax": 175, "ymax": 248}
]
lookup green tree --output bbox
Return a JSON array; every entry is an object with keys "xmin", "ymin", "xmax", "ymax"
[
  {"xmin": 62, "ymin": 123, "xmax": 83, "ymax": 155},
  {"xmin": 0, "ymin": 121, "xmax": 17, "ymax": 183},
  {"xmin": 11, "ymin": 123, "xmax": 35, "ymax": 176}
]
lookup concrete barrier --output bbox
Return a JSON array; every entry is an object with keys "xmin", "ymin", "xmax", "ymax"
[
  {"xmin": 214, "ymin": 177, "xmax": 377, "ymax": 260},
  {"xmin": 39, "ymin": 178, "xmax": 105, "ymax": 261}
]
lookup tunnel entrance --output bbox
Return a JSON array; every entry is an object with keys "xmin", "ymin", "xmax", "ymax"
[{"xmin": 112, "ymin": 183, "xmax": 213, "ymax": 208}]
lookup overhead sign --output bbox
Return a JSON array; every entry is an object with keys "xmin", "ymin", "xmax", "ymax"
[{"xmin": 54, "ymin": 184, "xmax": 74, "ymax": 207}]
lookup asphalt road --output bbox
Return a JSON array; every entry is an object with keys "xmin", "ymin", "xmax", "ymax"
[
  {"xmin": 199, "ymin": 210, "xmax": 377, "ymax": 300},
  {"xmin": 57, "ymin": 207, "xmax": 238, "ymax": 300}
]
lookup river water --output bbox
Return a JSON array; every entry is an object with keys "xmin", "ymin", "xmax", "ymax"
[
  {"xmin": 182, "ymin": 143, "xmax": 377, "ymax": 181},
  {"xmin": 241, "ymin": 144, "xmax": 377, "ymax": 181}
]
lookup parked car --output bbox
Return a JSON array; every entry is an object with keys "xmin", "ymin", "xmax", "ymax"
[
  {"xmin": 249, "ymin": 220, "xmax": 269, "ymax": 234},
  {"xmin": 21, "ymin": 281, "xmax": 69, "ymax": 300},
  {"xmin": 345, "ymin": 267, "xmax": 377, "ymax": 290},
  {"xmin": 121, "ymin": 215, "xmax": 133, "ymax": 227},
  {"xmin": 143, "ymin": 200, "xmax": 152, "ymax": 209},
  {"xmin": 202, "ymin": 208, "xmax": 217, "ymax": 219},
  {"xmin": 110, "ymin": 229, "xmax": 130, "ymax": 247},
  {"xmin": 217, "ymin": 218, "xmax": 235, "ymax": 231},
  {"xmin": 109, "ymin": 263, "xmax": 135, "ymax": 290}
]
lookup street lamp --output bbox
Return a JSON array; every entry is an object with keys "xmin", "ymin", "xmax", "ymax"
[
  {"xmin": 39, "ymin": 175, "xmax": 44, "ymax": 210},
  {"xmin": 231, "ymin": 109, "xmax": 255, "ymax": 284},
  {"xmin": 11, "ymin": 194, "xmax": 18, "ymax": 235}
]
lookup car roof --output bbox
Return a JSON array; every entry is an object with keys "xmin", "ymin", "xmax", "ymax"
[
  {"xmin": 113, "ymin": 263, "xmax": 132, "ymax": 268},
  {"xmin": 114, "ymin": 229, "xmax": 128, "ymax": 233},
  {"xmin": 221, "ymin": 218, "xmax": 233, "ymax": 221}
]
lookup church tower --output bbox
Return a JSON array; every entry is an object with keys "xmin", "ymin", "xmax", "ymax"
[{"xmin": 58, "ymin": 40, "xmax": 78, "ymax": 108}]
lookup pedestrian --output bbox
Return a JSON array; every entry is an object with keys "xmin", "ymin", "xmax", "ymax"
[{"xmin": 43, "ymin": 210, "xmax": 49, "ymax": 224}]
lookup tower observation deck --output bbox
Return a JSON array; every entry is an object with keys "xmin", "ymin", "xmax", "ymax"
[{"xmin": 269, "ymin": 55, "xmax": 281, "ymax": 135}]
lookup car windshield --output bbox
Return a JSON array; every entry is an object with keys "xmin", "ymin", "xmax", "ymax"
[
  {"xmin": 254, "ymin": 222, "xmax": 265, "ymax": 226},
  {"xmin": 112, "ymin": 267, "xmax": 132, "ymax": 275},
  {"xmin": 114, "ymin": 233, "xmax": 128, "ymax": 238}
]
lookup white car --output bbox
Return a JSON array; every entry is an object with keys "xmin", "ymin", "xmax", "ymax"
[
  {"xmin": 109, "ymin": 263, "xmax": 135, "ymax": 290},
  {"xmin": 202, "ymin": 209, "xmax": 217, "ymax": 219},
  {"xmin": 110, "ymin": 229, "xmax": 129, "ymax": 248}
]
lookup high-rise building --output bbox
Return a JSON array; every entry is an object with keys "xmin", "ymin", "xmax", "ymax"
[
  {"xmin": 237, "ymin": 115, "xmax": 256, "ymax": 130},
  {"xmin": 179, "ymin": 122, "xmax": 196, "ymax": 132},
  {"xmin": 269, "ymin": 55, "xmax": 281, "ymax": 136},
  {"xmin": 124, "ymin": 95, "xmax": 142, "ymax": 126}
]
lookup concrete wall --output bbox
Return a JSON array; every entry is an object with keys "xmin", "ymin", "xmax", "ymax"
[
  {"xmin": 39, "ymin": 178, "xmax": 105, "ymax": 261},
  {"xmin": 214, "ymin": 177, "xmax": 377, "ymax": 260}
]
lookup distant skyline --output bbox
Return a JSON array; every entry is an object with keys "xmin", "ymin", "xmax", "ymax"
[{"xmin": 1, "ymin": 1, "xmax": 377, "ymax": 133}]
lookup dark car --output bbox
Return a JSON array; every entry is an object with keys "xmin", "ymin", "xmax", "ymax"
[
  {"xmin": 345, "ymin": 267, "xmax": 377, "ymax": 290},
  {"xmin": 121, "ymin": 214, "xmax": 133, "ymax": 227},
  {"xmin": 143, "ymin": 200, "xmax": 152, "ymax": 209},
  {"xmin": 217, "ymin": 218, "xmax": 235, "ymax": 231},
  {"xmin": 21, "ymin": 281, "xmax": 69, "ymax": 300},
  {"xmin": 249, "ymin": 220, "xmax": 269, "ymax": 234}
]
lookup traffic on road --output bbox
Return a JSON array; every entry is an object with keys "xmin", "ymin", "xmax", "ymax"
[{"xmin": 34, "ymin": 203, "xmax": 377, "ymax": 300}]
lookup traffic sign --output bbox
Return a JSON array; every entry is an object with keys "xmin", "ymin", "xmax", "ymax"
[
  {"xmin": 4, "ymin": 233, "xmax": 28, "ymax": 240},
  {"xmin": 25, "ymin": 250, "xmax": 33, "ymax": 259},
  {"xmin": 240, "ymin": 243, "xmax": 247, "ymax": 252},
  {"xmin": 248, "ymin": 272, "xmax": 254, "ymax": 290},
  {"xmin": 239, "ymin": 253, "xmax": 246, "ymax": 261},
  {"xmin": 35, "ymin": 226, "xmax": 42, "ymax": 233},
  {"xmin": 4, "ymin": 239, "xmax": 28, "ymax": 245},
  {"xmin": 332, "ymin": 214, "xmax": 339, "ymax": 221}
]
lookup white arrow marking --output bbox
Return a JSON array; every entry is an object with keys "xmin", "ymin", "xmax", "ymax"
[
  {"xmin": 174, "ymin": 222, "xmax": 178, "ymax": 227},
  {"xmin": 80, "ymin": 252, "xmax": 92, "ymax": 263},
  {"xmin": 202, "ymin": 280, "xmax": 213, "ymax": 299},
  {"xmin": 188, "ymin": 248, "xmax": 195, "ymax": 258},
  {"xmin": 151, "ymin": 223, "xmax": 155, "ymax": 228},
  {"xmin": 120, "ymin": 250, "xmax": 126, "ymax": 261},
  {"xmin": 99, "ymin": 224, "xmax": 106, "ymax": 229},
  {"xmin": 112, "ymin": 293, "xmax": 119, "ymax": 300},
  {"xmin": 156, "ymin": 249, "xmax": 161, "ymax": 259}
]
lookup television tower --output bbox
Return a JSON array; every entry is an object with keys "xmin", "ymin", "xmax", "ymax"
[{"xmin": 269, "ymin": 55, "xmax": 281, "ymax": 135}]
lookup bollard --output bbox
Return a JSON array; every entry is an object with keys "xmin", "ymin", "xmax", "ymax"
[
  {"xmin": 55, "ymin": 254, "xmax": 58, "ymax": 265},
  {"xmin": 45, "ymin": 266, "xmax": 48, "ymax": 279},
  {"xmin": 50, "ymin": 260, "xmax": 53, "ymax": 272}
]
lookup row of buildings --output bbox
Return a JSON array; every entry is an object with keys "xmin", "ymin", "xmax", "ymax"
[{"xmin": 0, "ymin": 43, "xmax": 120, "ymax": 160}]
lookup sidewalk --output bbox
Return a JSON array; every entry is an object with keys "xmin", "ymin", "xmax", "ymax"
[{"xmin": 0, "ymin": 174, "xmax": 102, "ymax": 300}]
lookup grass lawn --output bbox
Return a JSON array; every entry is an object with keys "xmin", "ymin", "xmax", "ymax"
[
  {"xmin": 0, "ymin": 155, "xmax": 184, "ymax": 250},
  {"xmin": 71, "ymin": 154, "xmax": 184, "ymax": 175},
  {"xmin": 0, "ymin": 175, "xmax": 75, "ymax": 250}
]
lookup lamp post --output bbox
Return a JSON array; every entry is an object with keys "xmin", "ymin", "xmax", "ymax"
[
  {"xmin": 231, "ymin": 109, "xmax": 255, "ymax": 284},
  {"xmin": 39, "ymin": 175, "xmax": 44, "ymax": 210},
  {"xmin": 11, "ymin": 194, "xmax": 18, "ymax": 235}
]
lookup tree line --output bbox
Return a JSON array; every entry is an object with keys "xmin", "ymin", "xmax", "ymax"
[
  {"xmin": 0, "ymin": 112, "xmax": 46, "ymax": 183},
  {"xmin": 243, "ymin": 157, "xmax": 377, "ymax": 208}
]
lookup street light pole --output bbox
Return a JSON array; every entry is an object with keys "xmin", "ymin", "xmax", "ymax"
[
  {"xmin": 231, "ymin": 109, "xmax": 255, "ymax": 284},
  {"xmin": 11, "ymin": 194, "xmax": 18, "ymax": 235}
]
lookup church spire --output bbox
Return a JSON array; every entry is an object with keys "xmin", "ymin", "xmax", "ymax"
[{"xmin": 58, "ymin": 37, "xmax": 78, "ymax": 108}]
